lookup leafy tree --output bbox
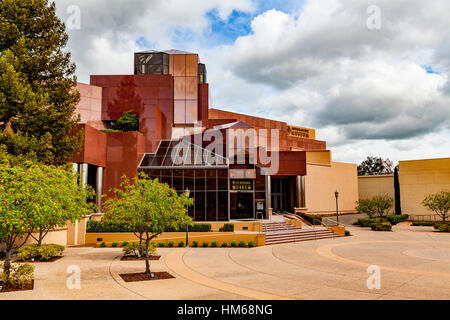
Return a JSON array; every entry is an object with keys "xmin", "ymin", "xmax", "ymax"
[
  {"xmin": 356, "ymin": 199, "xmax": 377, "ymax": 218},
  {"xmin": 0, "ymin": 149, "xmax": 95, "ymax": 276},
  {"xmin": 103, "ymin": 173, "xmax": 193, "ymax": 274},
  {"xmin": 394, "ymin": 166, "xmax": 402, "ymax": 215},
  {"xmin": 356, "ymin": 193, "xmax": 394, "ymax": 218},
  {"xmin": 422, "ymin": 191, "xmax": 450, "ymax": 222},
  {"xmin": 358, "ymin": 156, "xmax": 394, "ymax": 176},
  {"xmin": 117, "ymin": 111, "xmax": 139, "ymax": 132},
  {"xmin": 0, "ymin": 0, "xmax": 81, "ymax": 165}
]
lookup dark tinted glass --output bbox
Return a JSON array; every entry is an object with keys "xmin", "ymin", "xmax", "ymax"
[{"xmin": 206, "ymin": 192, "xmax": 217, "ymax": 221}]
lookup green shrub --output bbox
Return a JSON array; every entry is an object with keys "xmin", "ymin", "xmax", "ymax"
[
  {"xmin": 111, "ymin": 242, "xmax": 118, "ymax": 247},
  {"xmin": 221, "ymin": 242, "xmax": 228, "ymax": 247},
  {"xmin": 17, "ymin": 244, "xmax": 39, "ymax": 261},
  {"xmin": 202, "ymin": 242, "xmax": 209, "ymax": 247},
  {"xmin": 412, "ymin": 222, "xmax": 435, "ymax": 226},
  {"xmin": 192, "ymin": 241, "xmax": 199, "ymax": 247},
  {"xmin": 0, "ymin": 262, "xmax": 34, "ymax": 288},
  {"xmin": 165, "ymin": 223, "xmax": 212, "ymax": 232},
  {"xmin": 178, "ymin": 241, "xmax": 185, "ymax": 247},
  {"xmin": 100, "ymin": 242, "xmax": 107, "ymax": 247},
  {"xmin": 248, "ymin": 241, "xmax": 255, "ymax": 248},
  {"xmin": 219, "ymin": 224, "xmax": 235, "ymax": 232},
  {"xmin": 86, "ymin": 220, "xmax": 136, "ymax": 233},
  {"xmin": 230, "ymin": 241, "xmax": 237, "ymax": 247},
  {"xmin": 38, "ymin": 244, "xmax": 65, "ymax": 261},
  {"xmin": 99, "ymin": 129, "xmax": 122, "ymax": 133},
  {"xmin": 158, "ymin": 242, "xmax": 166, "ymax": 248},
  {"xmin": 211, "ymin": 241, "xmax": 218, "ymax": 247},
  {"xmin": 387, "ymin": 214, "xmax": 409, "ymax": 225},
  {"xmin": 355, "ymin": 218, "xmax": 375, "ymax": 227},
  {"xmin": 345, "ymin": 230, "xmax": 351, "ymax": 236},
  {"xmin": 168, "ymin": 241, "xmax": 175, "ymax": 247},
  {"xmin": 122, "ymin": 242, "xmax": 156, "ymax": 257},
  {"xmin": 17, "ymin": 244, "xmax": 65, "ymax": 262},
  {"xmin": 121, "ymin": 241, "xmax": 129, "ymax": 247},
  {"xmin": 117, "ymin": 111, "xmax": 139, "ymax": 132},
  {"xmin": 238, "ymin": 241, "xmax": 246, "ymax": 247},
  {"xmin": 435, "ymin": 223, "xmax": 450, "ymax": 232},
  {"xmin": 370, "ymin": 222, "xmax": 392, "ymax": 231}
]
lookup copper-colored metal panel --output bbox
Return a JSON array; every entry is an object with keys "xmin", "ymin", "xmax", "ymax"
[
  {"xmin": 185, "ymin": 76, "xmax": 198, "ymax": 100},
  {"xmin": 186, "ymin": 54, "xmax": 198, "ymax": 77},
  {"xmin": 185, "ymin": 100, "xmax": 198, "ymax": 124},
  {"xmin": 173, "ymin": 54, "xmax": 186, "ymax": 76},
  {"xmin": 174, "ymin": 77, "xmax": 186, "ymax": 100},
  {"xmin": 169, "ymin": 54, "xmax": 174, "ymax": 75},
  {"xmin": 174, "ymin": 100, "xmax": 186, "ymax": 124}
]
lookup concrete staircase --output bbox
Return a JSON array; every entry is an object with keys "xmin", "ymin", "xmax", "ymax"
[{"xmin": 263, "ymin": 222, "xmax": 337, "ymax": 245}]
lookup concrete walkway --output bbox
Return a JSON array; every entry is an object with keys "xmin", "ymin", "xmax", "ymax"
[{"xmin": 2, "ymin": 225, "xmax": 450, "ymax": 300}]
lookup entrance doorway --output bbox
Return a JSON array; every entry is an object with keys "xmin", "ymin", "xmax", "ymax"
[
  {"xmin": 230, "ymin": 192, "xmax": 254, "ymax": 219},
  {"xmin": 271, "ymin": 178, "xmax": 293, "ymax": 213}
]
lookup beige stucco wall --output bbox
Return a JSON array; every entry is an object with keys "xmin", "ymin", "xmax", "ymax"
[
  {"xmin": 358, "ymin": 175, "xmax": 395, "ymax": 214},
  {"xmin": 399, "ymin": 158, "xmax": 450, "ymax": 217},
  {"xmin": 305, "ymin": 161, "xmax": 358, "ymax": 215}
]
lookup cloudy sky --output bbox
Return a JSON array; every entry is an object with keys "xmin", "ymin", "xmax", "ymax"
[{"xmin": 55, "ymin": 0, "xmax": 450, "ymax": 165}]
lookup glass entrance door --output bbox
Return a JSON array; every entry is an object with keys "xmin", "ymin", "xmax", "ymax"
[
  {"xmin": 230, "ymin": 192, "xmax": 254, "ymax": 219},
  {"xmin": 271, "ymin": 178, "xmax": 292, "ymax": 213}
]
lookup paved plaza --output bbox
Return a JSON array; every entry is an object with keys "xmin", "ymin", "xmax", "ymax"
[{"xmin": 2, "ymin": 224, "xmax": 450, "ymax": 300}]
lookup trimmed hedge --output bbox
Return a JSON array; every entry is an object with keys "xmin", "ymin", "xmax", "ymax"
[
  {"xmin": 386, "ymin": 214, "xmax": 409, "ymax": 225},
  {"xmin": 434, "ymin": 223, "xmax": 450, "ymax": 232},
  {"xmin": 87, "ymin": 220, "xmax": 212, "ymax": 233},
  {"xmin": 219, "ymin": 224, "xmax": 235, "ymax": 232},
  {"xmin": 412, "ymin": 221, "xmax": 436, "ymax": 226},
  {"xmin": 371, "ymin": 222, "xmax": 392, "ymax": 231}
]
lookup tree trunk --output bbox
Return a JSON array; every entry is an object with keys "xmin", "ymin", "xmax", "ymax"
[
  {"xmin": 3, "ymin": 248, "xmax": 12, "ymax": 278},
  {"xmin": 144, "ymin": 237, "xmax": 151, "ymax": 274},
  {"xmin": 37, "ymin": 229, "xmax": 44, "ymax": 246}
]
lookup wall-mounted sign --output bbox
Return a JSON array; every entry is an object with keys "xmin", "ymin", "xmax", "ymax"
[
  {"xmin": 287, "ymin": 126, "xmax": 316, "ymax": 140},
  {"xmin": 230, "ymin": 169, "xmax": 256, "ymax": 179},
  {"xmin": 231, "ymin": 180, "xmax": 254, "ymax": 191}
]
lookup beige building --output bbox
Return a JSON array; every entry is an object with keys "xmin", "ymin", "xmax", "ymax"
[
  {"xmin": 305, "ymin": 151, "xmax": 359, "ymax": 215},
  {"xmin": 399, "ymin": 158, "xmax": 450, "ymax": 218}
]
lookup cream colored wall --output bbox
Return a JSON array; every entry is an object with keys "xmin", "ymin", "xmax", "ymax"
[
  {"xmin": 305, "ymin": 162, "xmax": 358, "ymax": 215},
  {"xmin": 15, "ymin": 229, "xmax": 68, "ymax": 247},
  {"xmin": 358, "ymin": 175, "xmax": 395, "ymax": 214},
  {"xmin": 399, "ymin": 158, "xmax": 450, "ymax": 217}
]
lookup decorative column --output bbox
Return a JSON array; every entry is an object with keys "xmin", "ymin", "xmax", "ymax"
[
  {"xmin": 296, "ymin": 175, "xmax": 306, "ymax": 208},
  {"xmin": 80, "ymin": 163, "xmax": 88, "ymax": 189},
  {"xmin": 96, "ymin": 167, "xmax": 103, "ymax": 213},
  {"xmin": 265, "ymin": 175, "xmax": 271, "ymax": 219},
  {"xmin": 72, "ymin": 163, "xmax": 79, "ymax": 175}
]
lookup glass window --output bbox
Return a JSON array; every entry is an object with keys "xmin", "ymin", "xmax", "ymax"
[
  {"xmin": 194, "ymin": 192, "xmax": 205, "ymax": 221},
  {"xmin": 172, "ymin": 169, "xmax": 183, "ymax": 191},
  {"xmin": 205, "ymin": 170, "xmax": 217, "ymax": 191},
  {"xmin": 206, "ymin": 192, "xmax": 217, "ymax": 221},
  {"xmin": 217, "ymin": 169, "xmax": 228, "ymax": 190},
  {"xmin": 184, "ymin": 169, "xmax": 195, "ymax": 191},
  {"xmin": 217, "ymin": 192, "xmax": 228, "ymax": 221},
  {"xmin": 160, "ymin": 169, "xmax": 172, "ymax": 187},
  {"xmin": 195, "ymin": 170, "xmax": 205, "ymax": 191}
]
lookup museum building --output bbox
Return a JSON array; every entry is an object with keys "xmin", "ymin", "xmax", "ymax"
[{"xmin": 72, "ymin": 50, "xmax": 359, "ymax": 221}]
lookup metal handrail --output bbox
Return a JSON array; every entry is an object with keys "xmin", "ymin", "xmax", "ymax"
[{"xmin": 312, "ymin": 218, "xmax": 336, "ymax": 240}]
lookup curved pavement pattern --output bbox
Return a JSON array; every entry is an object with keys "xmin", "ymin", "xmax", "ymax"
[{"xmin": 1, "ymin": 224, "xmax": 450, "ymax": 300}]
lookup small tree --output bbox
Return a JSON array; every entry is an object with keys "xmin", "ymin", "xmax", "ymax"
[
  {"xmin": 29, "ymin": 165, "xmax": 96, "ymax": 246},
  {"xmin": 103, "ymin": 173, "xmax": 193, "ymax": 274},
  {"xmin": 356, "ymin": 194, "xmax": 394, "ymax": 219},
  {"xmin": 373, "ymin": 194, "xmax": 394, "ymax": 218},
  {"xmin": 355, "ymin": 199, "xmax": 377, "ymax": 218},
  {"xmin": 0, "ymin": 150, "xmax": 94, "ymax": 277},
  {"xmin": 422, "ymin": 191, "xmax": 450, "ymax": 222}
]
